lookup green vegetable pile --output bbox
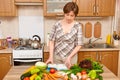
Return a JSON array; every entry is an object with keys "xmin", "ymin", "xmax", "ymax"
[{"xmin": 62, "ymin": 58, "xmax": 104, "ymax": 80}]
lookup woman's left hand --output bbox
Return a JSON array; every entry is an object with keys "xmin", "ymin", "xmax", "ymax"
[{"xmin": 65, "ymin": 57, "xmax": 72, "ymax": 69}]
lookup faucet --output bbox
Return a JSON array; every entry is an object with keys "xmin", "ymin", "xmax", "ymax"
[{"xmin": 88, "ymin": 38, "xmax": 102, "ymax": 44}]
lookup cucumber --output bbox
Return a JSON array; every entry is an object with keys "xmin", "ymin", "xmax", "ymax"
[{"xmin": 20, "ymin": 71, "xmax": 31, "ymax": 80}]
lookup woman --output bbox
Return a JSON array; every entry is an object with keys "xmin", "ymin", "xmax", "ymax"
[{"xmin": 46, "ymin": 2, "xmax": 83, "ymax": 68}]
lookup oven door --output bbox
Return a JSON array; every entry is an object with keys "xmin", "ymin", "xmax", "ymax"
[{"xmin": 13, "ymin": 58, "xmax": 42, "ymax": 66}]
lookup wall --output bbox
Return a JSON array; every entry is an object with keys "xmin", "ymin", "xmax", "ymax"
[{"xmin": 0, "ymin": 6, "xmax": 114, "ymax": 44}]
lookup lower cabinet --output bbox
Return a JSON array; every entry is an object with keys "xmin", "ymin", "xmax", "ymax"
[
  {"xmin": 0, "ymin": 53, "xmax": 12, "ymax": 80},
  {"xmin": 43, "ymin": 52, "xmax": 49, "ymax": 62},
  {"xmin": 78, "ymin": 51, "xmax": 119, "ymax": 76}
]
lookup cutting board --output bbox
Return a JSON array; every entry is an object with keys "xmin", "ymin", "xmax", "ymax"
[
  {"xmin": 94, "ymin": 22, "xmax": 101, "ymax": 38},
  {"xmin": 85, "ymin": 22, "xmax": 92, "ymax": 38}
]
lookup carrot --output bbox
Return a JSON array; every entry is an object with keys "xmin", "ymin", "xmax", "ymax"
[
  {"xmin": 43, "ymin": 73, "xmax": 49, "ymax": 80},
  {"xmin": 48, "ymin": 73, "xmax": 57, "ymax": 80},
  {"xmin": 52, "ymin": 73, "xmax": 63, "ymax": 78}
]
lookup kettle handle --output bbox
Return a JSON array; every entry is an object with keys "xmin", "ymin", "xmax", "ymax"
[{"xmin": 33, "ymin": 35, "xmax": 41, "ymax": 42}]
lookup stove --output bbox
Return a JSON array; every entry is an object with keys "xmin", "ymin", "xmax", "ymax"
[{"xmin": 13, "ymin": 44, "xmax": 44, "ymax": 66}]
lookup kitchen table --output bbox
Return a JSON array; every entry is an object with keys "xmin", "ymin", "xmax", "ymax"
[{"xmin": 3, "ymin": 65, "xmax": 119, "ymax": 80}]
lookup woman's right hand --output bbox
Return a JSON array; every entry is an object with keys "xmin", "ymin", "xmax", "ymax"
[{"xmin": 45, "ymin": 57, "xmax": 53, "ymax": 64}]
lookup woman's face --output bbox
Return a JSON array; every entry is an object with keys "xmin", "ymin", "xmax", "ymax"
[{"xmin": 64, "ymin": 11, "xmax": 75, "ymax": 24}]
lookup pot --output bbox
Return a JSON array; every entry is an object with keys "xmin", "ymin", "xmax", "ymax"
[
  {"xmin": 31, "ymin": 35, "xmax": 41, "ymax": 49},
  {"xmin": 18, "ymin": 38, "xmax": 27, "ymax": 46}
]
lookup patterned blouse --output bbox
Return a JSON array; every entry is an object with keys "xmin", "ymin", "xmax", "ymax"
[{"xmin": 49, "ymin": 20, "xmax": 83, "ymax": 58}]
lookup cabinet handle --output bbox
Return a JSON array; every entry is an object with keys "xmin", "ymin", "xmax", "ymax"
[
  {"xmin": 9, "ymin": 56, "xmax": 12, "ymax": 66},
  {"xmin": 96, "ymin": 52, "xmax": 99, "ymax": 61},
  {"xmin": 96, "ymin": 5, "xmax": 99, "ymax": 15},
  {"xmin": 93, "ymin": 5, "xmax": 96, "ymax": 15},
  {"xmin": 99, "ymin": 53, "xmax": 102, "ymax": 62},
  {"xmin": 56, "ymin": 14, "xmax": 64, "ymax": 16}
]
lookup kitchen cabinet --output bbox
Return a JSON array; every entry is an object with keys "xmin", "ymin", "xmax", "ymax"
[
  {"xmin": 78, "ymin": 51, "xmax": 119, "ymax": 75},
  {"xmin": 44, "ymin": 0, "xmax": 115, "ymax": 17},
  {"xmin": 0, "ymin": 53, "xmax": 12, "ymax": 80},
  {"xmin": 15, "ymin": 0, "xmax": 43, "ymax": 3},
  {"xmin": 43, "ymin": 52, "xmax": 49, "ymax": 62},
  {"xmin": 0, "ymin": 0, "xmax": 17, "ymax": 16},
  {"xmin": 43, "ymin": 0, "xmax": 72, "ymax": 17},
  {"xmin": 75, "ymin": 0, "xmax": 115, "ymax": 16}
]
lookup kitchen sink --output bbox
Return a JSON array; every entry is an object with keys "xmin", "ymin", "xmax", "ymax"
[{"xmin": 83, "ymin": 43, "xmax": 116, "ymax": 48}]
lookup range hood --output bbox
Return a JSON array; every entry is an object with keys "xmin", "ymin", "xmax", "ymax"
[
  {"xmin": 15, "ymin": 0, "xmax": 43, "ymax": 5},
  {"xmin": 15, "ymin": 2, "xmax": 43, "ymax": 5}
]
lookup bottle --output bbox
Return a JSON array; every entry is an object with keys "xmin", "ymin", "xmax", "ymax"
[
  {"xmin": 113, "ymin": 31, "xmax": 117, "ymax": 40},
  {"xmin": 106, "ymin": 34, "xmax": 111, "ymax": 44}
]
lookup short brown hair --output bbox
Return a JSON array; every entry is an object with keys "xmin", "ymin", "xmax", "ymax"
[{"xmin": 63, "ymin": 2, "xmax": 79, "ymax": 17}]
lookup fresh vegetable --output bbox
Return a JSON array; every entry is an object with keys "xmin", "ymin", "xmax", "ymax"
[
  {"xmin": 61, "ymin": 58, "xmax": 104, "ymax": 80},
  {"xmin": 49, "ymin": 68, "xmax": 57, "ymax": 74},
  {"xmin": 23, "ymin": 77, "xmax": 30, "ymax": 80},
  {"xmin": 23, "ymin": 66, "xmax": 35, "ymax": 73},
  {"xmin": 76, "ymin": 72, "xmax": 82, "ymax": 79},
  {"xmin": 35, "ymin": 61, "xmax": 47, "ymax": 70},
  {"xmin": 79, "ymin": 59, "xmax": 92, "ymax": 69},
  {"xmin": 30, "ymin": 74, "xmax": 37, "ymax": 80},
  {"xmin": 88, "ymin": 70, "xmax": 96, "ymax": 79},
  {"xmin": 81, "ymin": 70, "xmax": 87, "ymax": 75},
  {"xmin": 35, "ymin": 76, "xmax": 41, "ymax": 80},
  {"xmin": 20, "ymin": 72, "xmax": 31, "ymax": 80},
  {"xmin": 30, "ymin": 68, "xmax": 40, "ymax": 74}
]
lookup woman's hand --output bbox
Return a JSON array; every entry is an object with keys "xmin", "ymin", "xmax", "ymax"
[
  {"xmin": 64, "ymin": 57, "xmax": 72, "ymax": 69},
  {"xmin": 45, "ymin": 57, "xmax": 53, "ymax": 64}
]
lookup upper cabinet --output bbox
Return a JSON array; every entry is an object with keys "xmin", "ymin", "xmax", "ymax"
[
  {"xmin": 0, "ymin": 0, "xmax": 17, "ymax": 16},
  {"xmin": 44, "ymin": 0, "xmax": 116, "ymax": 17},
  {"xmin": 75, "ymin": 0, "xmax": 116, "ymax": 16},
  {"xmin": 44, "ymin": 0, "xmax": 72, "ymax": 17}
]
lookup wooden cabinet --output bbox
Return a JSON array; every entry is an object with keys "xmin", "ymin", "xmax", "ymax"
[
  {"xmin": 44, "ymin": 0, "xmax": 115, "ymax": 17},
  {"xmin": 0, "ymin": 0, "xmax": 17, "ymax": 16},
  {"xmin": 78, "ymin": 51, "xmax": 119, "ymax": 75},
  {"xmin": 43, "ymin": 0, "xmax": 72, "ymax": 17},
  {"xmin": 75, "ymin": 0, "xmax": 115, "ymax": 16},
  {"xmin": 0, "ymin": 53, "xmax": 12, "ymax": 80},
  {"xmin": 43, "ymin": 52, "xmax": 49, "ymax": 62},
  {"xmin": 15, "ymin": 0, "xmax": 43, "ymax": 3}
]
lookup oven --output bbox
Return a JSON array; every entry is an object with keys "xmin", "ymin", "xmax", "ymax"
[{"xmin": 13, "ymin": 45, "xmax": 43, "ymax": 66}]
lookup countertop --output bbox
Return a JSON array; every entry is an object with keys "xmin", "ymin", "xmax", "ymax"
[
  {"xmin": 3, "ymin": 65, "xmax": 119, "ymax": 80},
  {"xmin": 0, "ymin": 44, "xmax": 120, "ymax": 53},
  {"xmin": 44, "ymin": 45, "xmax": 120, "ymax": 52},
  {"xmin": 0, "ymin": 48, "xmax": 13, "ymax": 53}
]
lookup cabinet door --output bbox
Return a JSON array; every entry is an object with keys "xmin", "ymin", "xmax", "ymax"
[
  {"xmin": 78, "ymin": 51, "xmax": 96, "ymax": 64},
  {"xmin": 44, "ymin": 0, "xmax": 72, "ymax": 17},
  {"xmin": 75, "ymin": 0, "xmax": 95, "ymax": 16},
  {"xmin": 0, "ymin": 53, "xmax": 12, "ymax": 80},
  {"xmin": 43, "ymin": 52, "xmax": 49, "ymax": 62},
  {"xmin": 0, "ymin": 0, "xmax": 17, "ymax": 16},
  {"xmin": 15, "ymin": 0, "xmax": 43, "ymax": 3},
  {"xmin": 99, "ymin": 51, "xmax": 118, "ymax": 75},
  {"xmin": 96, "ymin": 0, "xmax": 115, "ymax": 16}
]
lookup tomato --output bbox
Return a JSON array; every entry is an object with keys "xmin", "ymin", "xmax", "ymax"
[
  {"xmin": 49, "ymin": 68, "xmax": 56, "ymax": 74},
  {"xmin": 81, "ymin": 70, "xmax": 87, "ymax": 75},
  {"xmin": 23, "ymin": 77, "xmax": 30, "ymax": 80}
]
